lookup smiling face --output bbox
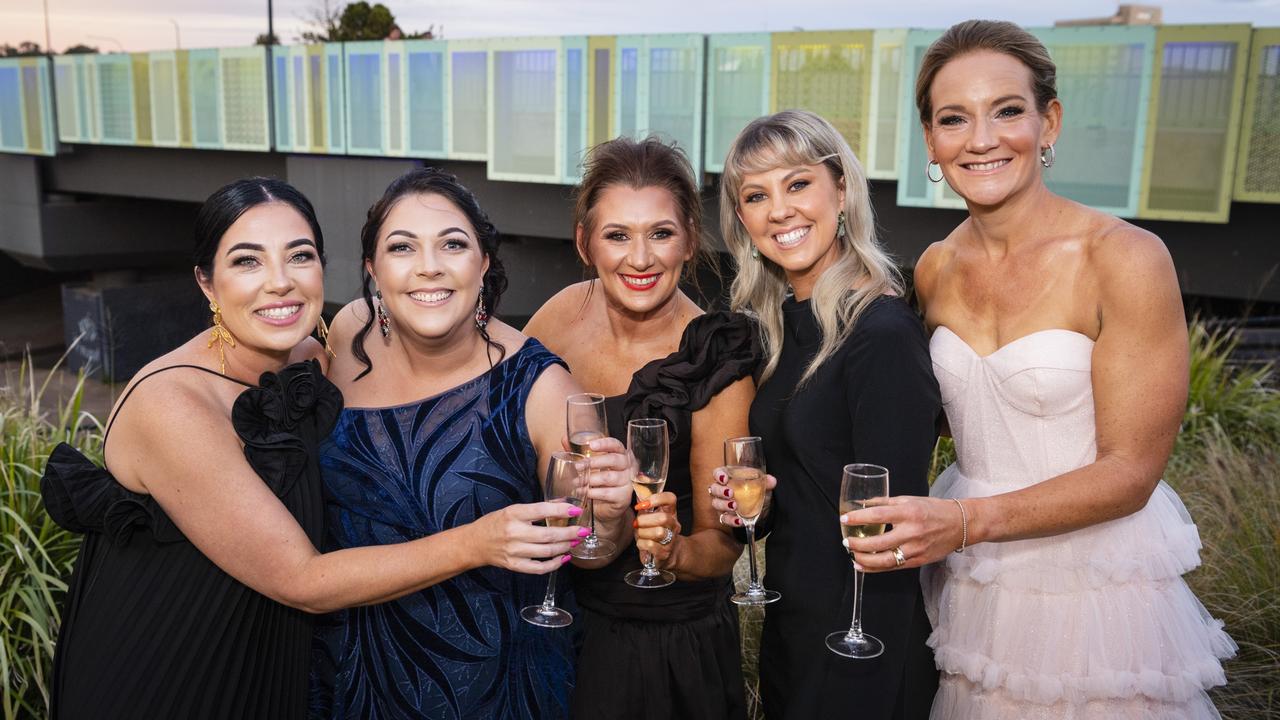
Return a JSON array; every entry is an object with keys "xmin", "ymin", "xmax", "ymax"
[
  {"xmin": 734, "ymin": 162, "xmax": 847, "ymax": 298},
  {"xmin": 196, "ymin": 202, "xmax": 325, "ymax": 357},
  {"xmin": 580, "ymin": 184, "xmax": 692, "ymax": 315},
  {"xmin": 366, "ymin": 192, "xmax": 489, "ymax": 344},
  {"xmin": 924, "ymin": 50, "xmax": 1061, "ymax": 208}
]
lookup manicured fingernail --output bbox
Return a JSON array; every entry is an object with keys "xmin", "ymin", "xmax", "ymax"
[
  {"xmin": 734, "ymin": 518, "xmax": 743, "ymax": 527},
  {"xmin": 842, "ymin": 538, "xmax": 851, "ymax": 549},
  {"xmin": 727, "ymin": 500, "xmax": 737, "ymax": 510},
  {"xmin": 839, "ymin": 513, "xmax": 849, "ymax": 523},
  {"xmin": 722, "ymin": 488, "xmax": 732, "ymax": 498},
  {"xmin": 568, "ymin": 506, "xmax": 583, "ymax": 517},
  {"xmin": 635, "ymin": 501, "xmax": 651, "ymax": 511},
  {"xmin": 632, "ymin": 519, "xmax": 639, "ymax": 529},
  {"xmin": 715, "ymin": 471, "xmax": 726, "ymax": 483},
  {"xmin": 571, "ymin": 539, "xmax": 582, "ymax": 547},
  {"xmin": 577, "ymin": 527, "xmax": 591, "ymax": 538},
  {"xmin": 561, "ymin": 554, "xmax": 572, "ymax": 564},
  {"xmin": 853, "ymin": 562, "xmax": 864, "ymax": 572}
]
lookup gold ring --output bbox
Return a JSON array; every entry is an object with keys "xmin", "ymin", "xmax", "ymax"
[{"xmin": 893, "ymin": 546, "xmax": 906, "ymax": 567}]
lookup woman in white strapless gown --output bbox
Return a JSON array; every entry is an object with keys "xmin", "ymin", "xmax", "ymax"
[{"xmin": 839, "ymin": 20, "xmax": 1235, "ymax": 719}]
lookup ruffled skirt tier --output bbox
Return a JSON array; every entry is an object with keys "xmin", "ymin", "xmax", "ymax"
[{"xmin": 924, "ymin": 466, "xmax": 1236, "ymax": 719}]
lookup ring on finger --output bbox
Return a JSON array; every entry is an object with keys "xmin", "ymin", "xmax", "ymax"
[
  {"xmin": 893, "ymin": 546, "xmax": 907, "ymax": 567},
  {"xmin": 658, "ymin": 527, "xmax": 675, "ymax": 545}
]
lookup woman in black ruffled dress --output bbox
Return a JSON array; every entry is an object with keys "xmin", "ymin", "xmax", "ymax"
[
  {"xmin": 40, "ymin": 178, "xmax": 586, "ymax": 720},
  {"xmin": 525, "ymin": 137, "xmax": 759, "ymax": 719}
]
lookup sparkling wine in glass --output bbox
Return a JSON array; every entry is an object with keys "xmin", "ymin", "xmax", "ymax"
[
  {"xmin": 826, "ymin": 463, "xmax": 889, "ymax": 658},
  {"xmin": 567, "ymin": 393, "xmax": 616, "ymax": 559},
  {"xmin": 726, "ymin": 436, "xmax": 781, "ymax": 605},
  {"xmin": 624, "ymin": 418, "xmax": 675, "ymax": 588},
  {"xmin": 521, "ymin": 452, "xmax": 589, "ymax": 628}
]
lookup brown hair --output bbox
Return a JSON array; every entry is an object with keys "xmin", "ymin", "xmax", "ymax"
[
  {"xmin": 572, "ymin": 135, "xmax": 710, "ymax": 284},
  {"xmin": 915, "ymin": 20, "xmax": 1058, "ymax": 126}
]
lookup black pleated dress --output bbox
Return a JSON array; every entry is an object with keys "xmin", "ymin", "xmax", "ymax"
[
  {"xmin": 570, "ymin": 312, "xmax": 760, "ymax": 720},
  {"xmin": 40, "ymin": 361, "xmax": 342, "ymax": 720}
]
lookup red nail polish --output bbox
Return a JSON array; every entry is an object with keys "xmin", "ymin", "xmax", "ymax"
[
  {"xmin": 632, "ymin": 519, "xmax": 639, "ymax": 529},
  {"xmin": 722, "ymin": 488, "xmax": 732, "ymax": 498},
  {"xmin": 728, "ymin": 500, "xmax": 737, "ymax": 510}
]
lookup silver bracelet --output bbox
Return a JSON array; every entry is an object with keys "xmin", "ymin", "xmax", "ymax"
[{"xmin": 952, "ymin": 498, "xmax": 968, "ymax": 554}]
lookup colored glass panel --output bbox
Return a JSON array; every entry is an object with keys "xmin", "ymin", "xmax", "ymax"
[
  {"xmin": 491, "ymin": 48, "xmax": 557, "ymax": 179},
  {"xmin": 772, "ymin": 31, "xmax": 873, "ymax": 157},
  {"xmin": 706, "ymin": 34, "xmax": 770, "ymax": 173},
  {"xmin": 189, "ymin": 50, "xmax": 220, "ymax": 146},
  {"xmin": 347, "ymin": 51, "xmax": 382, "ymax": 152},
  {"xmin": 408, "ymin": 49, "xmax": 446, "ymax": 155},
  {"xmin": 0, "ymin": 66, "xmax": 21, "ymax": 149},
  {"xmin": 221, "ymin": 52, "xmax": 268, "ymax": 149},
  {"xmin": 451, "ymin": 50, "xmax": 487, "ymax": 156},
  {"xmin": 1235, "ymin": 30, "xmax": 1280, "ymax": 202}
]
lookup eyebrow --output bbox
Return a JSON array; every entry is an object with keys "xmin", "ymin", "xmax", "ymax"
[
  {"xmin": 225, "ymin": 238, "xmax": 315, "ymax": 255},
  {"xmin": 738, "ymin": 167, "xmax": 814, "ymax": 195},
  {"xmin": 936, "ymin": 94, "xmax": 1028, "ymax": 116},
  {"xmin": 437, "ymin": 226, "xmax": 472, "ymax": 238},
  {"xmin": 599, "ymin": 220, "xmax": 678, "ymax": 231}
]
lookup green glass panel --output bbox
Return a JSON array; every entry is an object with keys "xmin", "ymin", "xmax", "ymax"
[{"xmin": 706, "ymin": 33, "xmax": 770, "ymax": 173}]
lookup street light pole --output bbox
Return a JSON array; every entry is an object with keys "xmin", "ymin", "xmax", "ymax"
[
  {"xmin": 86, "ymin": 35, "xmax": 125, "ymax": 53},
  {"xmin": 169, "ymin": 19, "xmax": 181, "ymax": 49},
  {"xmin": 43, "ymin": 0, "xmax": 53, "ymax": 54}
]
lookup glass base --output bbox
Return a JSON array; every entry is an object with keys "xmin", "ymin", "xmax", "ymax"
[
  {"xmin": 521, "ymin": 604, "xmax": 573, "ymax": 628},
  {"xmin": 730, "ymin": 586, "xmax": 781, "ymax": 606},
  {"xmin": 570, "ymin": 534, "xmax": 616, "ymax": 560},
  {"xmin": 825, "ymin": 629, "xmax": 884, "ymax": 659},
  {"xmin": 624, "ymin": 567, "xmax": 675, "ymax": 588}
]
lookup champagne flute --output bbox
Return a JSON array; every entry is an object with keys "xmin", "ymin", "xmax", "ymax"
[
  {"xmin": 726, "ymin": 436, "xmax": 781, "ymax": 605},
  {"xmin": 826, "ymin": 463, "xmax": 889, "ymax": 658},
  {"xmin": 567, "ymin": 393, "xmax": 616, "ymax": 559},
  {"xmin": 624, "ymin": 418, "xmax": 675, "ymax": 588},
  {"xmin": 521, "ymin": 452, "xmax": 588, "ymax": 627}
]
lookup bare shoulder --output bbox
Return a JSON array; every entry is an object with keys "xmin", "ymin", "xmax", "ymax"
[
  {"xmin": 524, "ymin": 281, "xmax": 593, "ymax": 346},
  {"xmin": 1087, "ymin": 216, "xmax": 1176, "ymax": 291},
  {"xmin": 329, "ymin": 299, "xmax": 370, "ymax": 341}
]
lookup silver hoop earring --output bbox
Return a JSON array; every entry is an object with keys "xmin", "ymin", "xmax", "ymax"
[
  {"xmin": 926, "ymin": 161, "xmax": 944, "ymax": 183},
  {"xmin": 1040, "ymin": 144, "xmax": 1056, "ymax": 169}
]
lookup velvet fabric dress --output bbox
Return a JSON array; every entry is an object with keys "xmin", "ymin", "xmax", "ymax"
[
  {"xmin": 309, "ymin": 339, "xmax": 576, "ymax": 720},
  {"xmin": 41, "ymin": 361, "xmax": 341, "ymax": 720},
  {"xmin": 570, "ymin": 311, "xmax": 759, "ymax": 720}
]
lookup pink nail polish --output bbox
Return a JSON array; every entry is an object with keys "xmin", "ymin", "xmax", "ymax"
[
  {"xmin": 571, "ymin": 539, "xmax": 582, "ymax": 547},
  {"xmin": 577, "ymin": 527, "xmax": 591, "ymax": 538},
  {"xmin": 561, "ymin": 554, "xmax": 572, "ymax": 564},
  {"xmin": 567, "ymin": 506, "xmax": 583, "ymax": 517}
]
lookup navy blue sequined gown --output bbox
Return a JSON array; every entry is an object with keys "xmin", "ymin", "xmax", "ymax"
[{"xmin": 309, "ymin": 339, "xmax": 574, "ymax": 720}]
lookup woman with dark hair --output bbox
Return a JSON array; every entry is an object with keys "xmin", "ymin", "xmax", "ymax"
[
  {"xmin": 310, "ymin": 167, "xmax": 634, "ymax": 719},
  {"xmin": 841, "ymin": 20, "xmax": 1234, "ymax": 719},
  {"xmin": 525, "ymin": 136, "xmax": 757, "ymax": 719},
  {"xmin": 41, "ymin": 177, "xmax": 589, "ymax": 720}
]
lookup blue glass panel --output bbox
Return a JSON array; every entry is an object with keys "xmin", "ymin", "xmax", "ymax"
[
  {"xmin": 293, "ymin": 55, "xmax": 306, "ymax": 146},
  {"xmin": 190, "ymin": 52, "xmax": 220, "ymax": 145},
  {"xmin": 348, "ymin": 53, "xmax": 382, "ymax": 151},
  {"xmin": 0, "ymin": 67, "xmax": 21, "ymax": 149},
  {"xmin": 451, "ymin": 51, "xmax": 487, "ymax": 154},
  {"xmin": 565, "ymin": 47, "xmax": 584, "ymax": 178},
  {"xmin": 619, "ymin": 47, "xmax": 637, "ymax": 137},
  {"xmin": 408, "ymin": 51, "xmax": 445, "ymax": 154},
  {"xmin": 492, "ymin": 49, "xmax": 556, "ymax": 177},
  {"xmin": 274, "ymin": 55, "xmax": 290, "ymax": 147},
  {"xmin": 388, "ymin": 52, "xmax": 401, "ymax": 151},
  {"xmin": 328, "ymin": 54, "xmax": 343, "ymax": 148}
]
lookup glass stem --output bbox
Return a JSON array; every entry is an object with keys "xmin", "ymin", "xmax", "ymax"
[
  {"xmin": 745, "ymin": 519, "xmax": 761, "ymax": 590},
  {"xmin": 541, "ymin": 569, "xmax": 559, "ymax": 611},
  {"xmin": 642, "ymin": 508, "xmax": 657, "ymax": 572},
  {"xmin": 848, "ymin": 563, "xmax": 864, "ymax": 638},
  {"xmin": 584, "ymin": 468, "xmax": 597, "ymax": 541}
]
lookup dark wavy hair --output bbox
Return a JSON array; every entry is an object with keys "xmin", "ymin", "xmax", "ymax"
[
  {"xmin": 352, "ymin": 167, "xmax": 507, "ymax": 380},
  {"xmin": 193, "ymin": 177, "xmax": 325, "ymax": 280}
]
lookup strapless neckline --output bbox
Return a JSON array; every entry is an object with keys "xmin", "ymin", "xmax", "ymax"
[{"xmin": 931, "ymin": 325, "xmax": 1094, "ymax": 360}]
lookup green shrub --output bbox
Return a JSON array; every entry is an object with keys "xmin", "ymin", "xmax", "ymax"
[{"xmin": 0, "ymin": 355, "xmax": 100, "ymax": 720}]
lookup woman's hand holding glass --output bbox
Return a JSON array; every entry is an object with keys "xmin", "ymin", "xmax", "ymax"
[
  {"xmin": 840, "ymin": 495, "xmax": 969, "ymax": 572},
  {"xmin": 571, "ymin": 434, "xmax": 636, "ymax": 525},
  {"xmin": 470, "ymin": 500, "xmax": 588, "ymax": 575},
  {"xmin": 633, "ymin": 491, "xmax": 681, "ymax": 567},
  {"xmin": 708, "ymin": 470, "xmax": 777, "ymax": 528}
]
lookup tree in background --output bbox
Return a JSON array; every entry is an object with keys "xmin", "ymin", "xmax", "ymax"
[
  {"xmin": 255, "ymin": 32, "xmax": 282, "ymax": 46},
  {"xmin": 299, "ymin": 0, "xmax": 435, "ymax": 42},
  {"xmin": 1, "ymin": 41, "xmax": 44, "ymax": 57},
  {"xmin": 64, "ymin": 44, "xmax": 99, "ymax": 54}
]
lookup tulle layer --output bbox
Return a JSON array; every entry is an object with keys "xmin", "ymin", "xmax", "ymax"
[
  {"xmin": 924, "ymin": 464, "xmax": 1236, "ymax": 709},
  {"xmin": 930, "ymin": 466, "xmax": 1205, "ymax": 594},
  {"xmin": 933, "ymin": 674, "xmax": 1223, "ymax": 720}
]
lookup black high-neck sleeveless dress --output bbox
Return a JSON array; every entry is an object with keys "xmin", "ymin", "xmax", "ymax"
[{"xmin": 40, "ymin": 360, "xmax": 342, "ymax": 719}]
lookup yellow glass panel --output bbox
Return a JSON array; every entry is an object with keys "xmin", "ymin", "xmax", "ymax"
[
  {"xmin": 771, "ymin": 30, "xmax": 874, "ymax": 158},
  {"xmin": 131, "ymin": 53, "xmax": 152, "ymax": 144}
]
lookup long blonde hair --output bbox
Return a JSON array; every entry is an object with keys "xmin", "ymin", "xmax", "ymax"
[{"xmin": 719, "ymin": 110, "xmax": 901, "ymax": 385}]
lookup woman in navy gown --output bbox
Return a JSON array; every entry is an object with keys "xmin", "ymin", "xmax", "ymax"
[{"xmin": 310, "ymin": 168, "xmax": 634, "ymax": 719}]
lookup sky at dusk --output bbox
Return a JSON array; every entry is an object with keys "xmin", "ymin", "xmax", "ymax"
[{"xmin": 3, "ymin": 0, "xmax": 1279, "ymax": 53}]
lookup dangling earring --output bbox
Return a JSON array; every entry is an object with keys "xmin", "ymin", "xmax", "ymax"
[
  {"xmin": 1040, "ymin": 144, "xmax": 1056, "ymax": 169},
  {"xmin": 926, "ymin": 160, "xmax": 944, "ymax": 183},
  {"xmin": 375, "ymin": 290, "xmax": 391, "ymax": 338},
  {"xmin": 474, "ymin": 283, "xmax": 489, "ymax": 331},
  {"xmin": 751, "ymin": 245, "xmax": 760, "ymax": 260},
  {"xmin": 316, "ymin": 314, "xmax": 337, "ymax": 359},
  {"xmin": 836, "ymin": 211, "xmax": 847, "ymax": 239},
  {"xmin": 207, "ymin": 300, "xmax": 236, "ymax": 375}
]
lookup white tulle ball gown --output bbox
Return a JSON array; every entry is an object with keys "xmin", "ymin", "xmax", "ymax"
[{"xmin": 923, "ymin": 327, "xmax": 1236, "ymax": 719}]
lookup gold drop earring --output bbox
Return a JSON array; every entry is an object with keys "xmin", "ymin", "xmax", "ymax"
[
  {"xmin": 316, "ymin": 315, "xmax": 337, "ymax": 359},
  {"xmin": 208, "ymin": 300, "xmax": 236, "ymax": 375}
]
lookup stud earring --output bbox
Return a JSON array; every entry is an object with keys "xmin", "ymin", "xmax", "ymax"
[
  {"xmin": 316, "ymin": 314, "xmax": 336, "ymax": 359},
  {"xmin": 836, "ymin": 211, "xmax": 847, "ymax": 239},
  {"xmin": 208, "ymin": 300, "xmax": 236, "ymax": 375},
  {"xmin": 1040, "ymin": 144, "xmax": 1056, "ymax": 169},
  {"xmin": 926, "ymin": 160, "xmax": 944, "ymax": 183},
  {"xmin": 475, "ymin": 283, "xmax": 489, "ymax": 331},
  {"xmin": 375, "ymin": 290, "xmax": 391, "ymax": 338}
]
